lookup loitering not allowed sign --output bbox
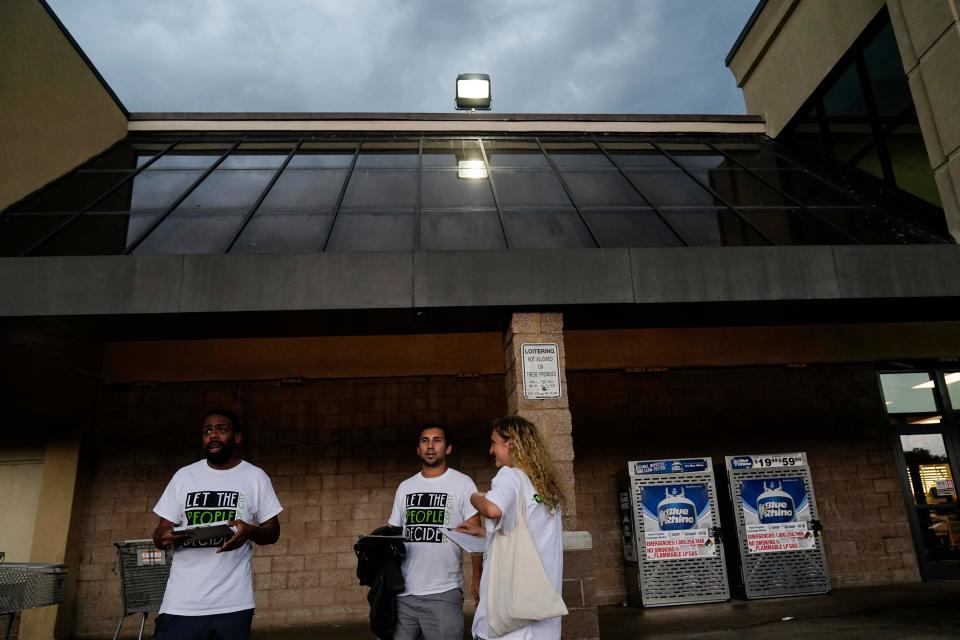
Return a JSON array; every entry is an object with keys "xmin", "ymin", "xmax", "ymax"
[{"xmin": 521, "ymin": 343, "xmax": 561, "ymax": 399}]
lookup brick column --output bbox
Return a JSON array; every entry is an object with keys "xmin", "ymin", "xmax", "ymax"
[{"xmin": 503, "ymin": 312, "xmax": 599, "ymax": 640}]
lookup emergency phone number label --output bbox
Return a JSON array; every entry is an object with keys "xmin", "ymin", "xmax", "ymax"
[
  {"xmin": 521, "ymin": 343, "xmax": 561, "ymax": 399},
  {"xmin": 729, "ymin": 453, "xmax": 804, "ymax": 470}
]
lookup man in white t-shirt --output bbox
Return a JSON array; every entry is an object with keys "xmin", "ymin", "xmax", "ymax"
[
  {"xmin": 152, "ymin": 409, "xmax": 283, "ymax": 640},
  {"xmin": 388, "ymin": 425, "xmax": 482, "ymax": 640}
]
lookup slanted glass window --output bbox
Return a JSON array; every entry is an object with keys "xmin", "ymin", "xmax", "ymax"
[
  {"xmin": 560, "ymin": 170, "xmax": 648, "ymax": 208},
  {"xmin": 341, "ymin": 170, "xmax": 417, "ymax": 209},
  {"xmin": 736, "ymin": 208, "xmax": 849, "ymax": 245},
  {"xmin": 26, "ymin": 212, "xmax": 132, "ymax": 257},
  {"xmin": 660, "ymin": 143, "xmax": 726, "ymax": 169},
  {"xmin": 148, "ymin": 142, "xmax": 230, "ymax": 169},
  {"xmin": 420, "ymin": 210, "xmax": 506, "ymax": 250},
  {"xmin": 422, "ymin": 140, "xmax": 483, "ymax": 168},
  {"xmin": 258, "ymin": 170, "xmax": 347, "ymax": 211},
  {"xmin": 128, "ymin": 170, "xmax": 204, "ymax": 211},
  {"xmin": 177, "ymin": 169, "xmax": 275, "ymax": 210},
  {"xmin": 582, "ymin": 209, "xmax": 682, "ymax": 248},
  {"xmin": 491, "ymin": 171, "xmax": 571, "ymax": 208},
  {"xmin": 230, "ymin": 211, "xmax": 334, "ymax": 254},
  {"xmin": 888, "ymin": 119, "xmax": 941, "ymax": 206},
  {"xmin": 484, "ymin": 141, "xmax": 548, "ymax": 168},
  {"xmin": 501, "ymin": 209, "xmax": 594, "ymax": 249},
  {"xmin": 354, "ymin": 141, "xmax": 419, "ymax": 168},
  {"xmin": 219, "ymin": 143, "xmax": 294, "ymax": 169},
  {"xmin": 602, "ymin": 142, "xmax": 672, "ymax": 168},
  {"xmin": 541, "ymin": 142, "xmax": 610, "ymax": 167},
  {"xmin": 780, "ymin": 10, "xmax": 941, "ymax": 208},
  {"xmin": 421, "ymin": 171, "xmax": 495, "ymax": 209},
  {"xmin": 5, "ymin": 130, "xmax": 953, "ymax": 256},
  {"xmin": 288, "ymin": 142, "xmax": 356, "ymax": 168},
  {"xmin": 10, "ymin": 172, "xmax": 132, "ymax": 213},
  {"xmin": 863, "ymin": 21, "xmax": 913, "ymax": 120},
  {"xmin": 624, "ymin": 170, "xmax": 717, "ymax": 207},
  {"xmin": 749, "ymin": 169, "xmax": 856, "ymax": 206},
  {"xmin": 133, "ymin": 210, "xmax": 248, "ymax": 255},
  {"xmin": 659, "ymin": 208, "xmax": 769, "ymax": 246},
  {"xmin": 326, "ymin": 210, "xmax": 415, "ymax": 251}
]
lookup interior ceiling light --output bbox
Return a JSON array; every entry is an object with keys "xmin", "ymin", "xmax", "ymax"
[
  {"xmin": 457, "ymin": 159, "xmax": 487, "ymax": 179},
  {"xmin": 908, "ymin": 416, "xmax": 942, "ymax": 425},
  {"xmin": 456, "ymin": 73, "xmax": 491, "ymax": 111}
]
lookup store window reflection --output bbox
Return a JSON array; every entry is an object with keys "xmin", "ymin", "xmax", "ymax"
[{"xmin": 899, "ymin": 434, "xmax": 960, "ymax": 562}]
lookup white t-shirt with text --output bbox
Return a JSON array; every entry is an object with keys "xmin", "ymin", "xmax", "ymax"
[
  {"xmin": 388, "ymin": 468, "xmax": 479, "ymax": 596},
  {"xmin": 472, "ymin": 466, "xmax": 563, "ymax": 640},
  {"xmin": 153, "ymin": 459, "xmax": 283, "ymax": 616}
]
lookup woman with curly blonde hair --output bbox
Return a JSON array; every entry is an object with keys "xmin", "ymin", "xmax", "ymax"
[{"xmin": 457, "ymin": 415, "xmax": 566, "ymax": 639}]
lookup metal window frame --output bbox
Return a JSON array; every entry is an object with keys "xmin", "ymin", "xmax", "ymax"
[
  {"xmin": 476, "ymin": 138, "xmax": 511, "ymax": 249},
  {"xmin": 651, "ymin": 141, "xmax": 777, "ymax": 246},
  {"xmin": 536, "ymin": 138, "xmax": 601, "ymax": 248},
  {"xmin": 21, "ymin": 141, "xmax": 180, "ymax": 256},
  {"xmin": 122, "ymin": 140, "xmax": 244, "ymax": 255},
  {"xmin": 593, "ymin": 137, "xmax": 690, "ymax": 247},
  {"xmin": 320, "ymin": 140, "xmax": 364, "ymax": 252},
  {"xmin": 223, "ymin": 140, "xmax": 303, "ymax": 253},
  {"xmin": 8, "ymin": 130, "xmax": 954, "ymax": 257},
  {"xmin": 702, "ymin": 140, "xmax": 861, "ymax": 244}
]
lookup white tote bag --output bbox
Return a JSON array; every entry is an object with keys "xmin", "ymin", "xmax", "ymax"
[{"xmin": 485, "ymin": 479, "xmax": 568, "ymax": 637}]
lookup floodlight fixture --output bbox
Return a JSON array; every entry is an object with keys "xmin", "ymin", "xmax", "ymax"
[{"xmin": 456, "ymin": 73, "xmax": 491, "ymax": 111}]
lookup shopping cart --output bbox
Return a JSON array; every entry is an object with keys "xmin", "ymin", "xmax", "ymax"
[
  {"xmin": 112, "ymin": 540, "xmax": 172, "ymax": 640},
  {"xmin": 0, "ymin": 553, "xmax": 68, "ymax": 640}
]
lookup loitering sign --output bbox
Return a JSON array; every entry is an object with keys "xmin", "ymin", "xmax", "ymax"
[
  {"xmin": 641, "ymin": 483, "xmax": 716, "ymax": 560},
  {"xmin": 740, "ymin": 478, "xmax": 814, "ymax": 553},
  {"xmin": 521, "ymin": 343, "xmax": 561, "ymax": 399}
]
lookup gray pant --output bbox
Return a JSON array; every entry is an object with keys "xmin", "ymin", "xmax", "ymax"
[{"xmin": 393, "ymin": 588, "xmax": 464, "ymax": 640}]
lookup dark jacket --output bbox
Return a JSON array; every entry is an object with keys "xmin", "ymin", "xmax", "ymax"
[{"xmin": 354, "ymin": 525, "xmax": 406, "ymax": 640}]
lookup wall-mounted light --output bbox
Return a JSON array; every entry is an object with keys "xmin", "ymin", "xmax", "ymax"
[{"xmin": 456, "ymin": 73, "xmax": 491, "ymax": 111}]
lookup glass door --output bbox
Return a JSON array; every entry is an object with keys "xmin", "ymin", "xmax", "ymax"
[{"xmin": 881, "ymin": 371, "xmax": 960, "ymax": 580}]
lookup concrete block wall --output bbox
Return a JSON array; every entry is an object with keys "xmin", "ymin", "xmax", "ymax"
[
  {"xmin": 73, "ymin": 375, "xmax": 505, "ymax": 637},
  {"xmin": 568, "ymin": 365, "xmax": 919, "ymax": 605}
]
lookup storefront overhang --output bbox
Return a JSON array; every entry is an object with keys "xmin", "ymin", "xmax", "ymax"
[{"xmin": 3, "ymin": 245, "xmax": 960, "ymax": 322}]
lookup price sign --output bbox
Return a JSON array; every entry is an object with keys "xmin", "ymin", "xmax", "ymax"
[
  {"xmin": 521, "ymin": 343, "xmax": 561, "ymax": 399},
  {"xmin": 729, "ymin": 453, "xmax": 804, "ymax": 470}
]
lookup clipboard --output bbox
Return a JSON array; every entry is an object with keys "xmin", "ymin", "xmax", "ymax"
[{"xmin": 173, "ymin": 521, "xmax": 236, "ymax": 546}]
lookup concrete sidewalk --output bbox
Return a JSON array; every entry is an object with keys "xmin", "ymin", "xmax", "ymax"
[
  {"xmin": 251, "ymin": 583, "xmax": 960, "ymax": 639},
  {"xmin": 598, "ymin": 582, "xmax": 960, "ymax": 639}
]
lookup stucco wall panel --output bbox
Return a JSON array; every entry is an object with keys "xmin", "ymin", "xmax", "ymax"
[
  {"xmin": 894, "ymin": 0, "xmax": 955, "ymax": 62},
  {"xmin": 730, "ymin": 0, "xmax": 885, "ymax": 136},
  {"xmin": 0, "ymin": 0, "xmax": 127, "ymax": 210}
]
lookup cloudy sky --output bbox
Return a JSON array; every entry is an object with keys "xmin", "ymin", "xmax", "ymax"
[{"xmin": 48, "ymin": 0, "xmax": 759, "ymax": 114}]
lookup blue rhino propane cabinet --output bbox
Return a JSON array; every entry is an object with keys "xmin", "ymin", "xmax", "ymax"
[
  {"xmin": 725, "ymin": 452, "xmax": 830, "ymax": 598},
  {"xmin": 618, "ymin": 458, "xmax": 730, "ymax": 606}
]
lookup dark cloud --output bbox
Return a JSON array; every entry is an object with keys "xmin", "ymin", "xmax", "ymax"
[{"xmin": 48, "ymin": 0, "xmax": 758, "ymax": 113}]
